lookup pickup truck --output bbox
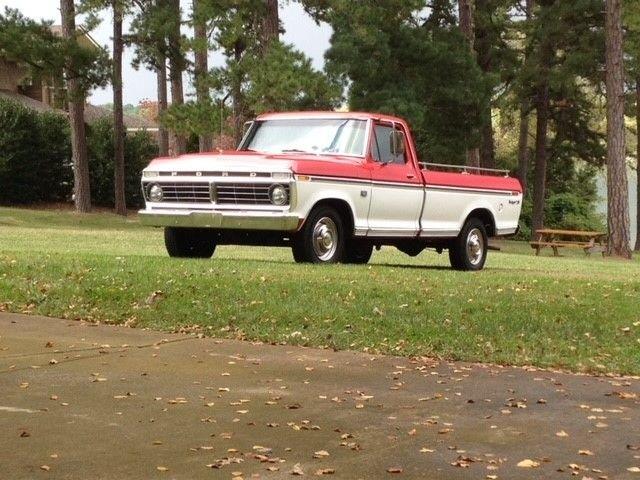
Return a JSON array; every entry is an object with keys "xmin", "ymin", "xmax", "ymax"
[{"xmin": 139, "ymin": 112, "xmax": 523, "ymax": 271}]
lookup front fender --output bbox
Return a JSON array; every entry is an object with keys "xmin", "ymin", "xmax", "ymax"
[{"xmin": 293, "ymin": 180, "xmax": 371, "ymax": 235}]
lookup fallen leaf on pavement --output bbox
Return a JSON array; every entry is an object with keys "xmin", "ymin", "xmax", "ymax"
[
  {"xmin": 517, "ymin": 459, "xmax": 540, "ymax": 468},
  {"xmin": 315, "ymin": 468, "xmax": 335, "ymax": 475}
]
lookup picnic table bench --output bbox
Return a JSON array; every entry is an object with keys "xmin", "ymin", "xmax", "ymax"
[{"xmin": 530, "ymin": 229, "xmax": 607, "ymax": 257}]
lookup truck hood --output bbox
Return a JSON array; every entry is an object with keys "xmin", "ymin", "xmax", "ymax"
[
  {"xmin": 144, "ymin": 151, "xmax": 366, "ymax": 175},
  {"xmin": 145, "ymin": 151, "xmax": 293, "ymax": 174}
]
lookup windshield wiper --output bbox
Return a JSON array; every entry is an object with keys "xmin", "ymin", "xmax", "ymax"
[
  {"xmin": 327, "ymin": 120, "xmax": 350, "ymax": 152},
  {"xmin": 280, "ymin": 149, "xmax": 311, "ymax": 154}
]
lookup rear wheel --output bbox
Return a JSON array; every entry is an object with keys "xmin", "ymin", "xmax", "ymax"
[
  {"xmin": 292, "ymin": 206, "xmax": 346, "ymax": 264},
  {"xmin": 344, "ymin": 240, "xmax": 373, "ymax": 264},
  {"xmin": 164, "ymin": 227, "xmax": 216, "ymax": 258},
  {"xmin": 448, "ymin": 218, "xmax": 487, "ymax": 271}
]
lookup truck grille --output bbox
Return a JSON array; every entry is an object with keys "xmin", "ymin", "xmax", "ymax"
[
  {"xmin": 214, "ymin": 183, "xmax": 288, "ymax": 205},
  {"xmin": 144, "ymin": 182, "xmax": 212, "ymax": 203}
]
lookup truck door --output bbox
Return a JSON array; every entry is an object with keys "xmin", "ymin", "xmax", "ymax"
[{"xmin": 367, "ymin": 122, "xmax": 423, "ymax": 237}]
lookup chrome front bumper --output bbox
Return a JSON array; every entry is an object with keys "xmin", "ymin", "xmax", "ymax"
[{"xmin": 139, "ymin": 209, "xmax": 300, "ymax": 231}]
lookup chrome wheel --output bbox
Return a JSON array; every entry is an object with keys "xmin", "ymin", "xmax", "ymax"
[
  {"xmin": 312, "ymin": 217, "xmax": 338, "ymax": 261},
  {"xmin": 466, "ymin": 228, "xmax": 484, "ymax": 266}
]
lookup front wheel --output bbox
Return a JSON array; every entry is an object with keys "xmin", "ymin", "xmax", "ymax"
[
  {"xmin": 448, "ymin": 218, "xmax": 488, "ymax": 271},
  {"xmin": 292, "ymin": 206, "xmax": 346, "ymax": 264},
  {"xmin": 164, "ymin": 227, "xmax": 216, "ymax": 258}
]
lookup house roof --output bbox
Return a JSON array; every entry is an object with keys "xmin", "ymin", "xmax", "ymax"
[
  {"xmin": 0, "ymin": 90, "xmax": 158, "ymax": 130},
  {"xmin": 0, "ymin": 89, "xmax": 66, "ymax": 115},
  {"xmin": 49, "ymin": 25, "xmax": 102, "ymax": 51}
]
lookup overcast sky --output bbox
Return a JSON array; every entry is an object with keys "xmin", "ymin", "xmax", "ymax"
[{"xmin": 0, "ymin": 0, "xmax": 332, "ymax": 105}]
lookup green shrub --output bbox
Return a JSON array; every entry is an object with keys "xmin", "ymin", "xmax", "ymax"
[
  {"xmin": 0, "ymin": 99, "xmax": 71, "ymax": 204},
  {"xmin": 87, "ymin": 117, "xmax": 158, "ymax": 208}
]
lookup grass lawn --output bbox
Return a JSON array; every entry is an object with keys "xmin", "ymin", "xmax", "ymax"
[{"xmin": 1, "ymin": 206, "xmax": 639, "ymax": 375}]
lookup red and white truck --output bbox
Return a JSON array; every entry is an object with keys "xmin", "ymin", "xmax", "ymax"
[{"xmin": 140, "ymin": 112, "xmax": 523, "ymax": 270}]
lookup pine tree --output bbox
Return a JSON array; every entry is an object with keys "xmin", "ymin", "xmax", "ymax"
[
  {"xmin": 605, "ymin": 0, "xmax": 632, "ymax": 258},
  {"xmin": 112, "ymin": 0, "xmax": 126, "ymax": 215},
  {"xmin": 128, "ymin": 0, "xmax": 176, "ymax": 156},
  {"xmin": 625, "ymin": 1, "xmax": 640, "ymax": 251},
  {"xmin": 60, "ymin": 0, "xmax": 92, "ymax": 212},
  {"xmin": 306, "ymin": 0, "xmax": 489, "ymax": 163},
  {"xmin": 458, "ymin": 0, "xmax": 481, "ymax": 167},
  {"xmin": 193, "ymin": 0, "xmax": 212, "ymax": 152},
  {"xmin": 520, "ymin": 0, "xmax": 606, "ymax": 236},
  {"xmin": 261, "ymin": 0, "xmax": 280, "ymax": 52},
  {"xmin": 516, "ymin": 0, "xmax": 533, "ymax": 192}
]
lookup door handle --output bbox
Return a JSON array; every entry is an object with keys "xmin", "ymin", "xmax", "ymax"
[{"xmin": 406, "ymin": 173, "xmax": 416, "ymax": 179}]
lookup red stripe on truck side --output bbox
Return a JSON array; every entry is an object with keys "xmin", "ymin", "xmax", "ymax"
[{"xmin": 422, "ymin": 171, "xmax": 523, "ymax": 194}]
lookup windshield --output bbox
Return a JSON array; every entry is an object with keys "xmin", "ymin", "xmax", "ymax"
[{"xmin": 242, "ymin": 119, "xmax": 368, "ymax": 157}]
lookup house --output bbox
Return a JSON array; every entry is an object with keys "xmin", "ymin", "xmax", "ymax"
[{"xmin": 0, "ymin": 26, "xmax": 158, "ymax": 135}]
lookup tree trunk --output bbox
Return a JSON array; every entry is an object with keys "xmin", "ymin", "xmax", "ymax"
[
  {"xmin": 156, "ymin": 53, "xmax": 169, "ymax": 156},
  {"xmin": 60, "ymin": 0, "xmax": 91, "ymax": 213},
  {"xmin": 261, "ymin": 0, "xmax": 279, "ymax": 53},
  {"xmin": 168, "ymin": 0, "xmax": 186, "ymax": 155},
  {"xmin": 193, "ymin": 0, "xmax": 213, "ymax": 152},
  {"xmin": 516, "ymin": 0, "xmax": 534, "ymax": 192},
  {"xmin": 113, "ymin": 0, "xmax": 126, "ymax": 216},
  {"xmin": 531, "ymin": 82, "xmax": 549, "ymax": 235},
  {"xmin": 605, "ymin": 0, "xmax": 632, "ymax": 258},
  {"xmin": 517, "ymin": 106, "xmax": 530, "ymax": 192},
  {"xmin": 474, "ymin": 0, "xmax": 495, "ymax": 169},
  {"xmin": 232, "ymin": 41, "xmax": 245, "ymax": 146},
  {"xmin": 480, "ymin": 120, "xmax": 495, "ymax": 169},
  {"xmin": 458, "ymin": 0, "xmax": 480, "ymax": 167},
  {"xmin": 636, "ymin": 77, "xmax": 640, "ymax": 251}
]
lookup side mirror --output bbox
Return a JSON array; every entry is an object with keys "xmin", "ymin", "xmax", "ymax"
[{"xmin": 390, "ymin": 130, "xmax": 406, "ymax": 158}]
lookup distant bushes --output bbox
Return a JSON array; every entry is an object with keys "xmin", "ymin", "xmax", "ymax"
[
  {"xmin": 517, "ymin": 192, "xmax": 605, "ymax": 240},
  {"xmin": 0, "ymin": 98, "xmax": 157, "ymax": 208},
  {"xmin": 0, "ymin": 99, "xmax": 72, "ymax": 203},
  {"xmin": 87, "ymin": 117, "xmax": 158, "ymax": 208}
]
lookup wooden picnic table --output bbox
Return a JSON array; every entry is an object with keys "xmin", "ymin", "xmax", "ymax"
[{"xmin": 530, "ymin": 229, "xmax": 607, "ymax": 257}]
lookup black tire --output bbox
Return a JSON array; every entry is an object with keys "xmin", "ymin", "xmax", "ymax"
[
  {"xmin": 448, "ymin": 218, "xmax": 488, "ymax": 271},
  {"xmin": 292, "ymin": 206, "xmax": 346, "ymax": 264},
  {"xmin": 164, "ymin": 227, "xmax": 216, "ymax": 258},
  {"xmin": 344, "ymin": 240, "xmax": 374, "ymax": 264}
]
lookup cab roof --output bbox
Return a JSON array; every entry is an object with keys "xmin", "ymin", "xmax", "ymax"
[{"xmin": 256, "ymin": 111, "xmax": 408, "ymax": 125}]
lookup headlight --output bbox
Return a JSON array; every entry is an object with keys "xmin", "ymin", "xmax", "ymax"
[
  {"xmin": 143, "ymin": 171, "xmax": 159, "ymax": 178},
  {"xmin": 269, "ymin": 184, "xmax": 288, "ymax": 206},
  {"xmin": 148, "ymin": 184, "xmax": 163, "ymax": 202}
]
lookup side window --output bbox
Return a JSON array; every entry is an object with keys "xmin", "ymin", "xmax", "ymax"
[{"xmin": 371, "ymin": 123, "xmax": 407, "ymax": 165}]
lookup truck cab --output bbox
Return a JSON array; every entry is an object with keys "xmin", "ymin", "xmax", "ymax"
[{"xmin": 139, "ymin": 111, "xmax": 523, "ymax": 270}]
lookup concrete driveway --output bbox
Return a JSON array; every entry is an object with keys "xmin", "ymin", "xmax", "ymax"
[{"xmin": 1, "ymin": 313, "xmax": 639, "ymax": 479}]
